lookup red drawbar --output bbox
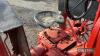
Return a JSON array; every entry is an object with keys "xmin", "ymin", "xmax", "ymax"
[
  {"xmin": 87, "ymin": 0, "xmax": 100, "ymax": 56},
  {"xmin": 94, "ymin": 29, "xmax": 100, "ymax": 56},
  {"xmin": 87, "ymin": 18, "xmax": 100, "ymax": 48}
]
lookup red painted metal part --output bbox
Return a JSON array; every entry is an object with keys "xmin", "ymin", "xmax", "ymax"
[
  {"xmin": 88, "ymin": 6, "xmax": 100, "ymax": 48},
  {"xmin": 30, "ymin": 28, "xmax": 68, "ymax": 56},
  {"xmin": 30, "ymin": 44, "xmax": 46, "ymax": 56},
  {"xmin": 87, "ymin": 18, "xmax": 100, "ymax": 48},
  {"xmin": 33, "ymin": 26, "xmax": 88, "ymax": 56},
  {"xmin": 87, "ymin": 18, "xmax": 100, "ymax": 56},
  {"xmin": 94, "ymin": 29, "xmax": 100, "ymax": 56},
  {"xmin": 0, "ymin": 37, "xmax": 9, "ymax": 56},
  {"xmin": 97, "ymin": 0, "xmax": 100, "ymax": 2},
  {"xmin": 87, "ymin": 13, "xmax": 100, "ymax": 56},
  {"xmin": 87, "ymin": 0, "xmax": 100, "ymax": 56},
  {"xmin": 45, "ymin": 48, "xmax": 65, "ymax": 56},
  {"xmin": 37, "ymin": 28, "xmax": 70, "ymax": 49},
  {"xmin": 80, "ymin": 20, "xmax": 88, "ymax": 32},
  {"xmin": 65, "ymin": 18, "xmax": 78, "ymax": 40}
]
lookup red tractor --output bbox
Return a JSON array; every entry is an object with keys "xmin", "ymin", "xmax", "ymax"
[{"xmin": 0, "ymin": 0, "xmax": 100, "ymax": 56}]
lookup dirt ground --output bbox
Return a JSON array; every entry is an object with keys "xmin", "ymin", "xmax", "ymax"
[{"xmin": 7, "ymin": 0, "xmax": 58, "ymax": 47}]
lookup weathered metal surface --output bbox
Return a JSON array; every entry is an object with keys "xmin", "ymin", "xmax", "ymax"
[
  {"xmin": 6, "ymin": 26, "xmax": 31, "ymax": 56},
  {"xmin": 0, "ymin": 0, "xmax": 22, "ymax": 32}
]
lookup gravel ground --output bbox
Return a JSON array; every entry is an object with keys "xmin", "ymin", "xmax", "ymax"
[{"xmin": 7, "ymin": 0, "xmax": 59, "ymax": 47}]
